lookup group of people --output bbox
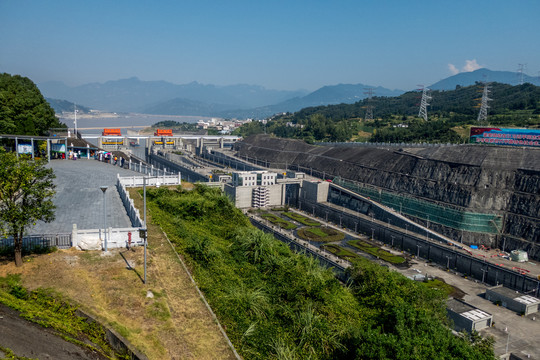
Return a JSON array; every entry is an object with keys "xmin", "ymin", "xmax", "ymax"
[
  {"xmin": 95, "ymin": 151, "xmax": 126, "ymax": 168},
  {"xmin": 68, "ymin": 150, "xmax": 82, "ymax": 160}
]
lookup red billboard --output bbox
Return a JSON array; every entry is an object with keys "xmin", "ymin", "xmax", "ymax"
[{"xmin": 470, "ymin": 127, "xmax": 540, "ymax": 148}]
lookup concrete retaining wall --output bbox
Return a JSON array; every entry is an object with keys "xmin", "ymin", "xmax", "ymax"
[
  {"xmin": 294, "ymin": 199, "xmax": 540, "ymax": 296},
  {"xmin": 75, "ymin": 309, "xmax": 148, "ymax": 360}
]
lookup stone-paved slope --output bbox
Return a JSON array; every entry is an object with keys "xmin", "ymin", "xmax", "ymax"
[{"xmin": 236, "ymin": 135, "xmax": 540, "ymax": 259}]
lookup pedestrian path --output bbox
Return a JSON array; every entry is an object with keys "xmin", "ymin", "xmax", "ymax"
[{"xmin": 29, "ymin": 159, "xmax": 138, "ymax": 234}]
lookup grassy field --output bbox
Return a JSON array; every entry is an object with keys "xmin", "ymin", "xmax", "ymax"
[
  {"xmin": 348, "ymin": 239, "xmax": 406, "ymax": 264},
  {"xmin": 320, "ymin": 244, "xmax": 359, "ymax": 261},
  {"xmin": 297, "ymin": 227, "xmax": 345, "ymax": 242},
  {"xmin": 0, "ymin": 185, "xmax": 235, "ymax": 360},
  {"xmin": 259, "ymin": 212, "xmax": 297, "ymax": 229},
  {"xmin": 420, "ymin": 278, "xmax": 465, "ymax": 298},
  {"xmin": 282, "ymin": 211, "xmax": 321, "ymax": 226}
]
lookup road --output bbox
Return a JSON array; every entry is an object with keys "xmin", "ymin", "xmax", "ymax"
[{"xmin": 0, "ymin": 304, "xmax": 108, "ymax": 359}]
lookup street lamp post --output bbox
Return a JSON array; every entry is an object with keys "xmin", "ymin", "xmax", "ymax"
[
  {"xmin": 325, "ymin": 211, "xmax": 328, "ymax": 227},
  {"xmin": 416, "ymin": 244, "xmax": 422, "ymax": 258},
  {"xmin": 481, "ymin": 268, "xmax": 488, "ymax": 284},
  {"xmin": 446, "ymin": 255, "xmax": 451, "ymax": 269},
  {"xmin": 143, "ymin": 177, "xmax": 147, "ymax": 284},
  {"xmin": 100, "ymin": 186, "xmax": 108, "ymax": 251},
  {"xmin": 391, "ymin": 235, "xmax": 395, "ymax": 247},
  {"xmin": 371, "ymin": 228, "xmax": 375, "ymax": 240}
]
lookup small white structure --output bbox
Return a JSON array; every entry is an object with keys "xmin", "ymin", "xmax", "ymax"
[
  {"xmin": 510, "ymin": 249, "xmax": 528, "ymax": 262},
  {"xmin": 486, "ymin": 285, "xmax": 540, "ymax": 315},
  {"xmin": 446, "ymin": 298, "xmax": 493, "ymax": 333}
]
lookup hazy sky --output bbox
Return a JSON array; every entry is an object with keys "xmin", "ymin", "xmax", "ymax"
[{"xmin": 1, "ymin": 0, "xmax": 539, "ymax": 91}]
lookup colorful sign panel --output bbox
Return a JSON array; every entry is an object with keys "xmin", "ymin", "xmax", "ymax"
[
  {"xmin": 470, "ymin": 127, "xmax": 540, "ymax": 148},
  {"xmin": 17, "ymin": 144, "xmax": 33, "ymax": 154},
  {"xmin": 51, "ymin": 144, "xmax": 66, "ymax": 153}
]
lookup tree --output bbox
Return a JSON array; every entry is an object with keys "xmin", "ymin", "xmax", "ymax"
[
  {"xmin": 0, "ymin": 73, "xmax": 65, "ymax": 135},
  {"xmin": 0, "ymin": 148, "xmax": 56, "ymax": 266}
]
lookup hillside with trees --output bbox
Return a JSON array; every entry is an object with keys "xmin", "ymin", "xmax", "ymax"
[
  {"xmin": 45, "ymin": 98, "xmax": 90, "ymax": 115},
  {"xmin": 0, "ymin": 73, "xmax": 66, "ymax": 135},
  {"xmin": 234, "ymin": 82, "xmax": 540, "ymax": 144}
]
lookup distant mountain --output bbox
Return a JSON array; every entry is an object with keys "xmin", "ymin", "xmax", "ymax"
[
  {"xmin": 142, "ymin": 98, "xmax": 236, "ymax": 117},
  {"xmin": 38, "ymin": 77, "xmax": 308, "ymax": 113},
  {"xmin": 278, "ymin": 82, "xmax": 540, "ymax": 123},
  {"xmin": 216, "ymin": 83, "xmax": 404, "ymax": 119},
  {"xmin": 45, "ymin": 98, "xmax": 90, "ymax": 114},
  {"xmin": 430, "ymin": 68, "xmax": 540, "ymax": 90}
]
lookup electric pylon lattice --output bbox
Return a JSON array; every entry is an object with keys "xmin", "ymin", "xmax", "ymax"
[
  {"xmin": 363, "ymin": 88, "xmax": 374, "ymax": 121},
  {"xmin": 517, "ymin": 64, "xmax": 527, "ymax": 85},
  {"xmin": 477, "ymin": 82, "xmax": 492, "ymax": 124},
  {"xmin": 417, "ymin": 85, "xmax": 431, "ymax": 121}
]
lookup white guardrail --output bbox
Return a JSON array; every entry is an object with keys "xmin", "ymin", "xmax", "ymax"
[{"xmin": 73, "ymin": 174, "xmax": 182, "ymax": 251}]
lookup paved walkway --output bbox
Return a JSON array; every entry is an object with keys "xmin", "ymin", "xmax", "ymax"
[{"xmin": 29, "ymin": 159, "xmax": 139, "ymax": 234}]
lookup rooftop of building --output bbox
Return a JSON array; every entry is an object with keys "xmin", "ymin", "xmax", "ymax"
[
  {"xmin": 447, "ymin": 298, "xmax": 492, "ymax": 320},
  {"xmin": 487, "ymin": 285, "xmax": 540, "ymax": 304}
]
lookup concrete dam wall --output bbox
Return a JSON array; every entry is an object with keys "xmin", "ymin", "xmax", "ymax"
[{"xmin": 235, "ymin": 135, "xmax": 540, "ymax": 260}]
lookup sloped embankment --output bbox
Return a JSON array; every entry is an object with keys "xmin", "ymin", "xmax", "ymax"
[{"xmin": 236, "ymin": 135, "xmax": 540, "ymax": 259}]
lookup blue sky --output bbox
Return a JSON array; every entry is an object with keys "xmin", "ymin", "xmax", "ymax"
[{"xmin": 1, "ymin": 0, "xmax": 539, "ymax": 91}]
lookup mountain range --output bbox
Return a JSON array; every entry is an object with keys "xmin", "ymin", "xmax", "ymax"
[
  {"xmin": 39, "ymin": 68, "xmax": 540, "ymax": 119},
  {"xmin": 430, "ymin": 68, "xmax": 540, "ymax": 90}
]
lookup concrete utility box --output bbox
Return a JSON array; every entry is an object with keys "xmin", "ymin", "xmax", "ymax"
[
  {"xmin": 301, "ymin": 180, "xmax": 330, "ymax": 204},
  {"xmin": 446, "ymin": 298, "xmax": 493, "ymax": 333},
  {"xmin": 510, "ymin": 249, "xmax": 528, "ymax": 262},
  {"xmin": 485, "ymin": 285, "xmax": 540, "ymax": 315}
]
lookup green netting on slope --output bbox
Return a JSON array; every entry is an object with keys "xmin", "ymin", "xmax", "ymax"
[{"xmin": 333, "ymin": 177, "xmax": 502, "ymax": 234}]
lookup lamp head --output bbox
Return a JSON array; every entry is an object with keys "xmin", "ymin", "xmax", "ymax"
[{"xmin": 100, "ymin": 186, "xmax": 108, "ymax": 193}]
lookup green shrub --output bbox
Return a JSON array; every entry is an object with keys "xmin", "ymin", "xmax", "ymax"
[
  {"xmin": 282, "ymin": 212, "xmax": 321, "ymax": 226},
  {"xmin": 297, "ymin": 227, "xmax": 345, "ymax": 242}
]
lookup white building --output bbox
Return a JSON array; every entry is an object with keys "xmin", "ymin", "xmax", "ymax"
[
  {"xmin": 232, "ymin": 171, "xmax": 277, "ymax": 187},
  {"xmin": 225, "ymin": 170, "xmax": 287, "ymax": 209}
]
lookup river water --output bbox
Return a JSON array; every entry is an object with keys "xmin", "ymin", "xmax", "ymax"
[{"xmin": 59, "ymin": 113, "xmax": 215, "ymax": 136}]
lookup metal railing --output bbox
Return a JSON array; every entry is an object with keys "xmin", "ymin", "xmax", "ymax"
[{"xmin": 0, "ymin": 233, "xmax": 72, "ymax": 253}]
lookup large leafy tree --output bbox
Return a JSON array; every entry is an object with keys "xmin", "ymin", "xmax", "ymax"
[
  {"xmin": 0, "ymin": 73, "xmax": 65, "ymax": 135},
  {"xmin": 0, "ymin": 148, "xmax": 56, "ymax": 266}
]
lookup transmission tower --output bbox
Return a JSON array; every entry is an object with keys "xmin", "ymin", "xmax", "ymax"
[
  {"xmin": 363, "ymin": 88, "xmax": 375, "ymax": 121},
  {"xmin": 517, "ymin": 63, "xmax": 527, "ymax": 85},
  {"xmin": 417, "ymin": 85, "xmax": 431, "ymax": 121},
  {"xmin": 477, "ymin": 82, "xmax": 492, "ymax": 124}
]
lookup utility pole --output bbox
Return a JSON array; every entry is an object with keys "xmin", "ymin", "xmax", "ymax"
[
  {"xmin": 100, "ymin": 186, "xmax": 108, "ymax": 251},
  {"xmin": 517, "ymin": 63, "xmax": 527, "ymax": 85},
  {"xmin": 363, "ymin": 87, "xmax": 375, "ymax": 121},
  {"xmin": 418, "ymin": 85, "xmax": 431, "ymax": 121},
  {"xmin": 477, "ymin": 81, "xmax": 492, "ymax": 124}
]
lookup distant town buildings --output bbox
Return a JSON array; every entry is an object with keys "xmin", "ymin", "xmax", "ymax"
[{"xmin": 196, "ymin": 118, "xmax": 249, "ymax": 133}]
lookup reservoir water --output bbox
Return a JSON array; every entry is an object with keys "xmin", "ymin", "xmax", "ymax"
[{"xmin": 59, "ymin": 113, "xmax": 215, "ymax": 135}]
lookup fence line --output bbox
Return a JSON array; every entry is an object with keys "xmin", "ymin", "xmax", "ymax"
[
  {"xmin": 128, "ymin": 160, "xmax": 178, "ymax": 176},
  {"xmin": 315, "ymin": 141, "xmax": 462, "ymax": 148},
  {"xmin": 0, "ymin": 233, "xmax": 72, "ymax": 252}
]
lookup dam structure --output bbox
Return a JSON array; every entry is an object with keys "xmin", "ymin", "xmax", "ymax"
[{"xmin": 234, "ymin": 135, "xmax": 540, "ymax": 261}]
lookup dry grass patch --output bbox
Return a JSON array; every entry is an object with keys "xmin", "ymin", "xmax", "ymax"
[{"xmin": 0, "ymin": 184, "xmax": 235, "ymax": 360}]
